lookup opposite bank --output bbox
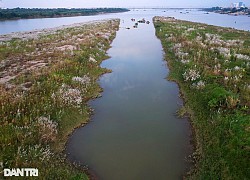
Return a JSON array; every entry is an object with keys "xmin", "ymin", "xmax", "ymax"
[{"xmin": 154, "ymin": 16, "xmax": 250, "ymax": 179}]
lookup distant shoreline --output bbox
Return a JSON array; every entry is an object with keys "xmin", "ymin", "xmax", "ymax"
[
  {"xmin": 0, "ymin": 8, "xmax": 129, "ymax": 21},
  {"xmin": 202, "ymin": 7, "xmax": 250, "ymax": 16}
]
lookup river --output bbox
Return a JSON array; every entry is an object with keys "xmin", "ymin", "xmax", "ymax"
[
  {"xmin": 67, "ymin": 15, "xmax": 192, "ymax": 179},
  {"xmin": 2, "ymin": 8, "xmax": 249, "ymax": 179},
  {"xmin": 0, "ymin": 9, "xmax": 250, "ymax": 35}
]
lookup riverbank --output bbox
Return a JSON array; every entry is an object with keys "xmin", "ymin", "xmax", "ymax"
[
  {"xmin": 0, "ymin": 19, "xmax": 119, "ymax": 179},
  {"xmin": 0, "ymin": 8, "xmax": 129, "ymax": 21},
  {"xmin": 154, "ymin": 16, "xmax": 250, "ymax": 179},
  {"xmin": 0, "ymin": 19, "xmax": 118, "ymax": 43},
  {"xmin": 203, "ymin": 7, "xmax": 250, "ymax": 16}
]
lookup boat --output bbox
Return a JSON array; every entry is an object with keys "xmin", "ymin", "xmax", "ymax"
[
  {"xmin": 138, "ymin": 18, "xmax": 146, "ymax": 23},
  {"xmin": 133, "ymin": 22, "xmax": 138, "ymax": 28}
]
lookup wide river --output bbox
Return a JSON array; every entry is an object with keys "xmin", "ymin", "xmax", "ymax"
[
  {"xmin": 0, "ymin": 9, "xmax": 249, "ymax": 34},
  {"xmin": 2, "ymin": 9, "xmax": 249, "ymax": 179}
]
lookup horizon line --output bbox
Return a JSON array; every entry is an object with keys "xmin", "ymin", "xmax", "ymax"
[{"xmin": 0, "ymin": 7, "xmax": 233, "ymax": 9}]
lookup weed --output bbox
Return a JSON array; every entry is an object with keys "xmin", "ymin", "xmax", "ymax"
[
  {"xmin": 154, "ymin": 16, "xmax": 250, "ymax": 179},
  {"xmin": 0, "ymin": 19, "xmax": 120, "ymax": 179}
]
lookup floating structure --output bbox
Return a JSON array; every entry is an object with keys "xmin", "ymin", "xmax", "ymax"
[
  {"xmin": 133, "ymin": 22, "xmax": 138, "ymax": 28},
  {"xmin": 138, "ymin": 18, "xmax": 146, "ymax": 23}
]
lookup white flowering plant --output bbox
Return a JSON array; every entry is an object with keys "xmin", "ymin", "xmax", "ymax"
[
  {"xmin": 183, "ymin": 68, "xmax": 201, "ymax": 82},
  {"xmin": 52, "ymin": 84, "xmax": 83, "ymax": 108}
]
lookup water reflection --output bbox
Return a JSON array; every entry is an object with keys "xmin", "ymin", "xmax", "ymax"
[{"xmin": 67, "ymin": 14, "xmax": 192, "ymax": 180}]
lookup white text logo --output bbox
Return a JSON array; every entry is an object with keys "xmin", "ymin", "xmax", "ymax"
[{"xmin": 4, "ymin": 168, "xmax": 38, "ymax": 177}]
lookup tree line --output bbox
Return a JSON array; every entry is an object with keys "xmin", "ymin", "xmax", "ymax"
[
  {"xmin": 0, "ymin": 8, "xmax": 129, "ymax": 20},
  {"xmin": 203, "ymin": 7, "xmax": 250, "ymax": 15}
]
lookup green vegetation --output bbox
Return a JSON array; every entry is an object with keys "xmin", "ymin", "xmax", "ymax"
[
  {"xmin": 154, "ymin": 16, "xmax": 250, "ymax": 179},
  {"xmin": 0, "ymin": 19, "xmax": 120, "ymax": 179},
  {"xmin": 0, "ymin": 8, "xmax": 129, "ymax": 20},
  {"xmin": 204, "ymin": 7, "xmax": 250, "ymax": 15}
]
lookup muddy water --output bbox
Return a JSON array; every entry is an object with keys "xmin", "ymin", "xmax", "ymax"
[
  {"xmin": 1, "ymin": 9, "xmax": 250, "ymax": 35},
  {"xmin": 66, "ymin": 16, "xmax": 192, "ymax": 180}
]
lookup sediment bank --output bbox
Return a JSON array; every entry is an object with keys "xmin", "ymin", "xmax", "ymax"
[{"xmin": 0, "ymin": 19, "xmax": 120, "ymax": 179}]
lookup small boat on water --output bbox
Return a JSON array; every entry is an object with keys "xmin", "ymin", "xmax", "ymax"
[
  {"xmin": 133, "ymin": 22, "xmax": 138, "ymax": 28},
  {"xmin": 138, "ymin": 18, "xmax": 146, "ymax": 23},
  {"xmin": 146, "ymin": 21, "xmax": 150, "ymax": 24}
]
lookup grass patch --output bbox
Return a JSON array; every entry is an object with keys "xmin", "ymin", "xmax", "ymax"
[
  {"xmin": 154, "ymin": 16, "xmax": 250, "ymax": 179},
  {"xmin": 0, "ymin": 19, "xmax": 120, "ymax": 179}
]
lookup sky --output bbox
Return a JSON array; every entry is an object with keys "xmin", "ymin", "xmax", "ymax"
[{"xmin": 1, "ymin": 0, "xmax": 249, "ymax": 8}]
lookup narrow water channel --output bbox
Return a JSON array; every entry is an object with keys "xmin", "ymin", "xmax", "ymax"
[{"xmin": 66, "ymin": 17, "xmax": 192, "ymax": 180}]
